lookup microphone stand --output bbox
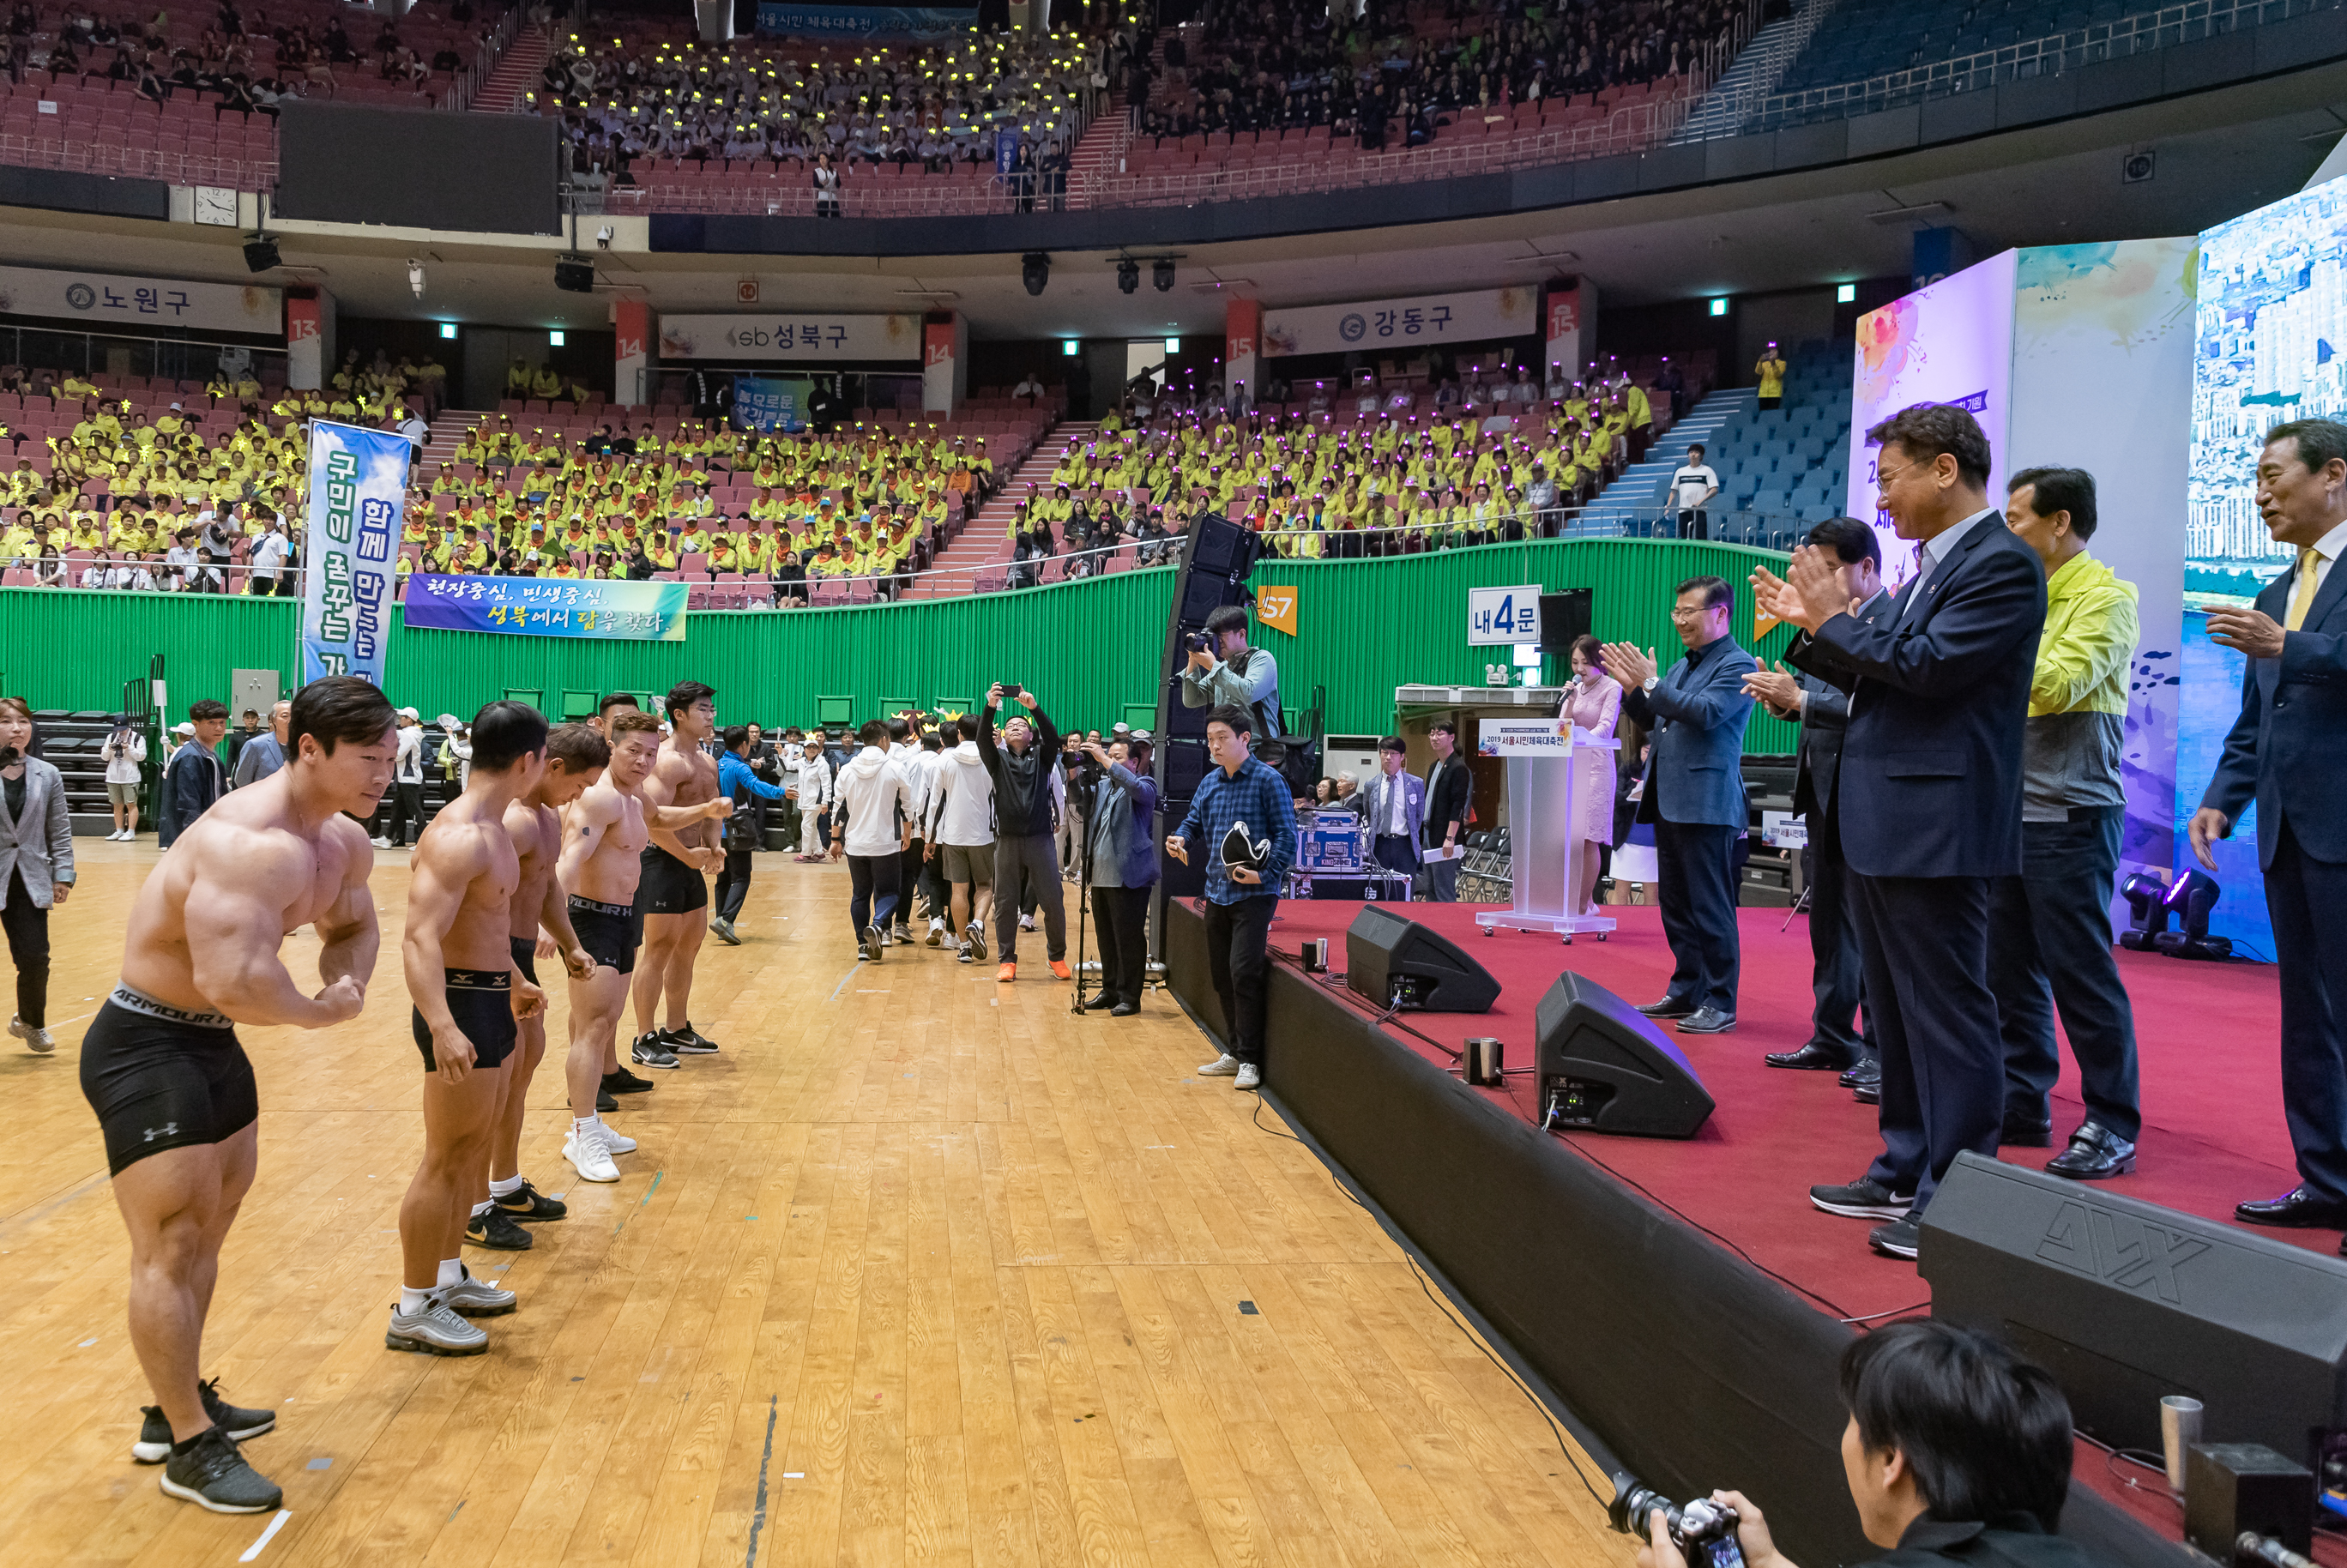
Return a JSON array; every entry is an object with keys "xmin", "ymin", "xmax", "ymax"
[{"xmin": 1070, "ymin": 763, "xmax": 1103, "ymax": 1015}]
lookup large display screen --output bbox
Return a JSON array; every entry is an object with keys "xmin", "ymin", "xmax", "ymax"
[
  {"xmin": 1843, "ymin": 250, "xmax": 2017, "ymax": 584},
  {"xmin": 276, "ymin": 103, "xmax": 559, "ymax": 236}
]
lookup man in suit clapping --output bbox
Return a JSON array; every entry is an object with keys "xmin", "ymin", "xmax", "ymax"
[{"xmin": 1753, "ymin": 404, "xmax": 2047, "ymax": 1262}]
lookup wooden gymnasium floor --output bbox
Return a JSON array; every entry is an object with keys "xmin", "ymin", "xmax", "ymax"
[{"xmin": 0, "ymin": 841, "xmax": 1620, "ymax": 1568}]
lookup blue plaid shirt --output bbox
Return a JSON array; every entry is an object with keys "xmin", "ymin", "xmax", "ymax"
[{"xmin": 1174, "ymin": 753, "xmax": 1297, "ymax": 903}]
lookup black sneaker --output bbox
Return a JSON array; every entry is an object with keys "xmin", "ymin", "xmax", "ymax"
[
  {"xmin": 494, "ymin": 1179, "xmax": 569, "ymax": 1221},
  {"xmin": 602, "ymin": 1067, "xmax": 655, "ymax": 1095},
  {"xmin": 159, "ymin": 1426, "xmax": 282, "ymax": 1514},
  {"xmin": 862, "ymin": 924, "xmax": 884, "ymax": 963},
  {"xmin": 133, "ymin": 1378, "xmax": 275, "ymax": 1464},
  {"xmin": 465, "ymin": 1205, "xmax": 534, "ymax": 1251},
  {"xmin": 595, "ymin": 1086, "xmax": 618, "ymax": 1113},
  {"xmin": 629, "ymin": 1033, "xmax": 680, "ymax": 1070},
  {"xmin": 1809, "ymin": 1178, "xmax": 1913, "ymax": 1221},
  {"xmin": 661, "ymin": 1022, "xmax": 719, "ymax": 1055},
  {"xmin": 1869, "ymin": 1213, "xmax": 1924, "ymax": 1260}
]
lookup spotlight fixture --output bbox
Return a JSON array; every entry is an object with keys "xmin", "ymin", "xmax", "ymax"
[
  {"xmin": 242, "ymin": 235, "xmax": 280, "ymax": 273},
  {"xmin": 1116, "ymin": 257, "xmax": 1138, "ymax": 294},
  {"xmin": 2154, "ymin": 870, "xmax": 2230, "ymax": 961},
  {"xmin": 1021, "ymin": 251, "xmax": 1050, "ymax": 297},
  {"xmin": 2118, "ymin": 872, "xmax": 2169, "ymax": 951},
  {"xmin": 407, "ymin": 259, "xmax": 425, "ymax": 299},
  {"xmin": 1152, "ymin": 257, "xmax": 1175, "ymax": 292}
]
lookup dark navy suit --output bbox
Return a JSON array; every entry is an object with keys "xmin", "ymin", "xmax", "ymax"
[
  {"xmin": 2200, "ymin": 543, "xmax": 2347, "ymax": 1202},
  {"xmin": 1789, "ymin": 510, "xmax": 2046, "ymax": 1211},
  {"xmin": 1624, "ymin": 632, "xmax": 1759, "ymax": 1016},
  {"xmin": 1789, "ymin": 588, "xmax": 1891, "ymax": 1062}
]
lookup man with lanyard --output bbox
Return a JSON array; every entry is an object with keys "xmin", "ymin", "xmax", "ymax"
[
  {"xmin": 1168, "ymin": 705, "xmax": 1297, "ymax": 1091},
  {"xmin": 1418, "ymin": 721, "xmax": 1472, "ymax": 902}
]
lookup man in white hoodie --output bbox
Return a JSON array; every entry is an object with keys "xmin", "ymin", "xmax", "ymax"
[
  {"xmin": 793, "ymin": 730, "xmax": 832, "ymax": 861},
  {"xmin": 923, "ymin": 714, "xmax": 996, "ymax": 964},
  {"xmin": 886, "ymin": 716, "xmax": 929, "ymax": 944},
  {"xmin": 830, "ymin": 719, "xmax": 915, "ymax": 962}
]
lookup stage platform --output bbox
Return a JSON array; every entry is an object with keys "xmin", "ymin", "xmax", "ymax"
[{"xmin": 1163, "ymin": 896, "xmax": 2305, "ymax": 1568}]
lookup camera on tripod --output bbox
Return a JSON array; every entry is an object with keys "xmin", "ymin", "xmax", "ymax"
[{"xmin": 1608, "ymin": 1473, "xmax": 1747, "ymax": 1568}]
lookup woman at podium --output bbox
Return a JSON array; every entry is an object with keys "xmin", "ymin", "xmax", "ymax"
[{"xmin": 1559, "ymin": 634, "xmax": 1623, "ymax": 916}]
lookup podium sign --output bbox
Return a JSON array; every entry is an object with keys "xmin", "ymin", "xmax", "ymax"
[{"xmin": 1477, "ymin": 722, "xmax": 1620, "ymax": 943}]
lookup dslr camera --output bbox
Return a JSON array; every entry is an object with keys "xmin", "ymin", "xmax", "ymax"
[
  {"xmin": 1608, "ymin": 1473, "xmax": 1747, "ymax": 1568},
  {"xmin": 1181, "ymin": 630, "xmax": 1212, "ymax": 655}
]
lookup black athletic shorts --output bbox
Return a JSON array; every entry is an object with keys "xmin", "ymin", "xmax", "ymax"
[
  {"xmin": 79, "ymin": 986, "xmax": 260, "ymax": 1176},
  {"xmin": 569, "ymin": 894, "xmax": 637, "ymax": 975},
  {"xmin": 639, "ymin": 845, "xmax": 709, "ymax": 914},
  {"xmin": 510, "ymin": 935, "xmax": 539, "ymax": 986},
  {"xmin": 412, "ymin": 968, "xmax": 516, "ymax": 1073}
]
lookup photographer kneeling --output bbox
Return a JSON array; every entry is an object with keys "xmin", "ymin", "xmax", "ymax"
[
  {"xmin": 1637, "ymin": 1320, "xmax": 2094, "ymax": 1568},
  {"xmin": 1080, "ymin": 733, "xmax": 1159, "ymax": 1016}
]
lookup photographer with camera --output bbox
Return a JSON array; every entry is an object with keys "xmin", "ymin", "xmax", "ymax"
[
  {"xmin": 1079, "ymin": 733, "xmax": 1158, "ymax": 1016},
  {"xmin": 1626, "ymin": 1320, "xmax": 2092, "ymax": 1568},
  {"xmin": 1180, "ymin": 604, "xmax": 1282, "ymax": 743}
]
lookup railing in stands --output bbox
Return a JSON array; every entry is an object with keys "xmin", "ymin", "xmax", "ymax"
[
  {"xmin": 0, "ymin": 132, "xmax": 277, "ymax": 190},
  {"xmin": 1691, "ymin": 0, "xmax": 2344, "ymax": 137},
  {"xmin": 443, "ymin": 6, "xmax": 522, "ymax": 113}
]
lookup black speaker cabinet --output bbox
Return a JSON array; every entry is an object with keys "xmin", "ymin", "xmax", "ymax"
[
  {"xmin": 1343, "ymin": 907, "xmax": 1500, "ymax": 1014},
  {"xmin": 1923, "ymin": 1151, "xmax": 2347, "ymax": 1468},
  {"xmin": 1532, "ymin": 971, "xmax": 1715, "ymax": 1137},
  {"xmin": 1538, "ymin": 589, "xmax": 1593, "ymax": 653}
]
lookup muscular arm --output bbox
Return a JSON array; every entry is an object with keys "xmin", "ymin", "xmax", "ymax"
[
  {"xmin": 184, "ymin": 834, "xmax": 366, "ymax": 1028},
  {"xmin": 313, "ymin": 819, "xmax": 379, "ymax": 992}
]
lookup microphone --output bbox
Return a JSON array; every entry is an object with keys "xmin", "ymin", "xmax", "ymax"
[{"xmin": 2239, "ymin": 1536, "xmax": 2317, "ymax": 1568}]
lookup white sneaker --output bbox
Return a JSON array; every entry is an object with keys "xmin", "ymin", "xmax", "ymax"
[
  {"xmin": 9, "ymin": 1016, "xmax": 53, "ymax": 1054},
  {"xmin": 594, "ymin": 1118, "xmax": 637, "ymax": 1154},
  {"xmin": 1019, "ymin": 914, "xmax": 1036, "ymax": 932},
  {"xmin": 564, "ymin": 1126, "xmax": 620, "ymax": 1182},
  {"xmin": 1234, "ymin": 1063, "xmax": 1262, "ymax": 1090},
  {"xmin": 371, "ymin": 835, "xmax": 395, "ymax": 848},
  {"xmin": 1198, "ymin": 1053, "xmax": 1240, "ymax": 1076}
]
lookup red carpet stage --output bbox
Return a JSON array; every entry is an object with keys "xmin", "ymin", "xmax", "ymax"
[
  {"xmin": 1162, "ymin": 896, "xmax": 2302, "ymax": 1568},
  {"xmin": 1260, "ymin": 900, "xmax": 2302, "ymax": 1324}
]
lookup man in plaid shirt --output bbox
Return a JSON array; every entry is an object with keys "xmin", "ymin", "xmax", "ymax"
[{"xmin": 1167, "ymin": 705, "xmax": 1297, "ymax": 1090}]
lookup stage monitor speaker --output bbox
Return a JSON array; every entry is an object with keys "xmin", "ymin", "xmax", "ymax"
[
  {"xmin": 1181, "ymin": 509, "xmax": 1262, "ymax": 583},
  {"xmin": 1539, "ymin": 589, "xmax": 1594, "ymax": 654},
  {"xmin": 1532, "ymin": 971, "xmax": 1715, "ymax": 1137},
  {"xmin": 1922, "ymin": 1151, "xmax": 2347, "ymax": 1468},
  {"xmin": 1344, "ymin": 907, "xmax": 1500, "ymax": 1014}
]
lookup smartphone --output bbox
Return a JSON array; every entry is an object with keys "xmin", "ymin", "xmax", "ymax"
[{"xmin": 1001, "ymin": 683, "xmax": 1022, "ymax": 700}]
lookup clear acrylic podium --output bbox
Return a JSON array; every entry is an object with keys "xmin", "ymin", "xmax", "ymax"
[{"xmin": 1475, "ymin": 722, "xmax": 1620, "ymax": 944}]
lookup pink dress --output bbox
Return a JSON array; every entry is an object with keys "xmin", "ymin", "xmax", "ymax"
[{"xmin": 1559, "ymin": 674, "xmax": 1621, "ymax": 846}]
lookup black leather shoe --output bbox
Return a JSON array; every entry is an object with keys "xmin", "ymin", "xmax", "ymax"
[
  {"xmin": 2001, "ymin": 1112, "xmax": 2054, "ymax": 1149},
  {"xmin": 1675, "ymin": 1007, "xmax": 1736, "ymax": 1034},
  {"xmin": 1840, "ymin": 1058, "xmax": 1881, "ymax": 1091},
  {"xmin": 1109, "ymin": 1002, "xmax": 1139, "ymax": 1016},
  {"xmin": 2046, "ymin": 1121, "xmax": 2137, "ymax": 1180},
  {"xmin": 1766, "ymin": 1041, "xmax": 1859, "ymax": 1071},
  {"xmin": 2235, "ymin": 1185, "xmax": 2347, "ymax": 1228},
  {"xmin": 1637, "ymin": 995, "xmax": 1698, "ymax": 1019},
  {"xmin": 1851, "ymin": 1083, "xmax": 1879, "ymax": 1105}
]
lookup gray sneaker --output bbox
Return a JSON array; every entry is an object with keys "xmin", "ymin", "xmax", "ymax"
[
  {"xmin": 385, "ymin": 1293, "xmax": 490, "ymax": 1356},
  {"xmin": 9, "ymin": 1015, "xmax": 54, "ymax": 1054},
  {"xmin": 438, "ymin": 1264, "xmax": 516, "ymax": 1317},
  {"xmin": 159, "ymin": 1425, "xmax": 282, "ymax": 1513}
]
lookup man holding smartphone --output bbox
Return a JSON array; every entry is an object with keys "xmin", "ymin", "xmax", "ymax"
[{"xmin": 978, "ymin": 683, "xmax": 1071, "ymax": 984}]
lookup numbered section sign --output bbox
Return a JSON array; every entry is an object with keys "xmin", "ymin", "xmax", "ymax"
[{"xmin": 1467, "ymin": 584, "xmax": 1544, "ymax": 646}]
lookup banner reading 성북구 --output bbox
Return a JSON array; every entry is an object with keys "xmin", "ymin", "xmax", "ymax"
[
  {"xmin": 300, "ymin": 419, "xmax": 406, "ymax": 686},
  {"xmin": 402, "ymin": 574, "xmax": 689, "ymax": 641}
]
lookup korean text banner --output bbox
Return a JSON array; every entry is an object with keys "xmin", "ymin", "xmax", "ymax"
[
  {"xmin": 0, "ymin": 262, "xmax": 281, "ymax": 336},
  {"xmin": 733, "ymin": 376, "xmax": 810, "ymax": 432},
  {"xmin": 1259, "ymin": 287, "xmax": 1539, "ymax": 359},
  {"xmin": 754, "ymin": 3, "xmax": 971, "ymax": 34},
  {"xmin": 402, "ymin": 574, "xmax": 689, "ymax": 642},
  {"xmin": 299, "ymin": 420, "xmax": 404, "ymax": 686},
  {"xmin": 658, "ymin": 312, "xmax": 922, "ymax": 363}
]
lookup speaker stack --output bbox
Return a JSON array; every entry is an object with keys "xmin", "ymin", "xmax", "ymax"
[{"xmin": 1153, "ymin": 511, "xmax": 1262, "ymax": 898}]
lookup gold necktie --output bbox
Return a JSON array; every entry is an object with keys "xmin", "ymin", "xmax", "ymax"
[{"xmin": 2284, "ymin": 548, "xmax": 2321, "ymax": 632}]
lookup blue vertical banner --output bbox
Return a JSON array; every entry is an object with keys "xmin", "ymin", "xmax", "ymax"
[{"xmin": 300, "ymin": 419, "xmax": 407, "ymax": 686}]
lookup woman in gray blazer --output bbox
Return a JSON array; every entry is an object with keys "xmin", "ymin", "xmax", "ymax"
[{"xmin": 0, "ymin": 697, "xmax": 74, "ymax": 1054}]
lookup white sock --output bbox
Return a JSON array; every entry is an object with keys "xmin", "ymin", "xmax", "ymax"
[
  {"xmin": 437, "ymin": 1257, "xmax": 464, "ymax": 1288},
  {"xmin": 573, "ymin": 1115, "xmax": 598, "ymax": 1139},
  {"xmin": 470, "ymin": 1199, "xmax": 495, "ymax": 1217},
  {"xmin": 400, "ymin": 1285, "xmax": 433, "ymax": 1314},
  {"xmin": 489, "ymin": 1173, "xmax": 526, "ymax": 1198}
]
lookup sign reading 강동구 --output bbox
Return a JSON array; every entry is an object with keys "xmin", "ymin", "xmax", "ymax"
[
  {"xmin": 299, "ymin": 420, "xmax": 404, "ymax": 686},
  {"xmin": 402, "ymin": 574, "xmax": 690, "ymax": 642}
]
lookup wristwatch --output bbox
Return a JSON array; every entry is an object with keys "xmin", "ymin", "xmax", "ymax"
[{"xmin": 1641, "ymin": 674, "xmax": 1662, "ymax": 694}]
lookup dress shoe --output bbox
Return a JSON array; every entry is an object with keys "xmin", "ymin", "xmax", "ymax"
[
  {"xmin": 2235, "ymin": 1185, "xmax": 2347, "ymax": 1228},
  {"xmin": 1868, "ymin": 1213, "xmax": 1923, "ymax": 1260},
  {"xmin": 2046, "ymin": 1121, "xmax": 2137, "ymax": 1181},
  {"xmin": 1765, "ymin": 1041, "xmax": 1858, "ymax": 1071},
  {"xmin": 2000, "ymin": 1111, "xmax": 2054, "ymax": 1149},
  {"xmin": 1852, "ymin": 1082, "xmax": 1879, "ymax": 1105},
  {"xmin": 1108, "ymin": 1002, "xmax": 1139, "ymax": 1017},
  {"xmin": 1840, "ymin": 1058, "xmax": 1881, "ymax": 1091},
  {"xmin": 1674, "ymin": 1007, "xmax": 1736, "ymax": 1034},
  {"xmin": 1636, "ymin": 995, "xmax": 1698, "ymax": 1019}
]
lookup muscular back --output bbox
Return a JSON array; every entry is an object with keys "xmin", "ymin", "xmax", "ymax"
[{"xmin": 120, "ymin": 770, "xmax": 375, "ymax": 1016}]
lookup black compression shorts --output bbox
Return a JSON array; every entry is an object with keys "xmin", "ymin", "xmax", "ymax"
[
  {"xmin": 568, "ymin": 895, "xmax": 637, "ymax": 975},
  {"xmin": 510, "ymin": 935, "xmax": 539, "ymax": 986},
  {"xmin": 79, "ymin": 986, "xmax": 259, "ymax": 1176},
  {"xmin": 412, "ymin": 969, "xmax": 517, "ymax": 1073},
  {"xmin": 639, "ymin": 845, "xmax": 709, "ymax": 914}
]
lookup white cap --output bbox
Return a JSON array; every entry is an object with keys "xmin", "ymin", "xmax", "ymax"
[{"xmin": 398, "ymin": 706, "xmax": 420, "ymax": 720}]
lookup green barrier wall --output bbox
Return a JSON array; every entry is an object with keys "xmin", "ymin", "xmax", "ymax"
[{"xmin": 0, "ymin": 538, "xmax": 1798, "ymax": 750}]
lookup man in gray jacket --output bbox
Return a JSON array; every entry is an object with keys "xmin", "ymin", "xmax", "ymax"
[
  {"xmin": 0, "ymin": 696, "xmax": 74, "ymax": 1054},
  {"xmin": 1081, "ymin": 734, "xmax": 1159, "ymax": 1015},
  {"xmin": 1180, "ymin": 604, "xmax": 1280, "ymax": 742}
]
